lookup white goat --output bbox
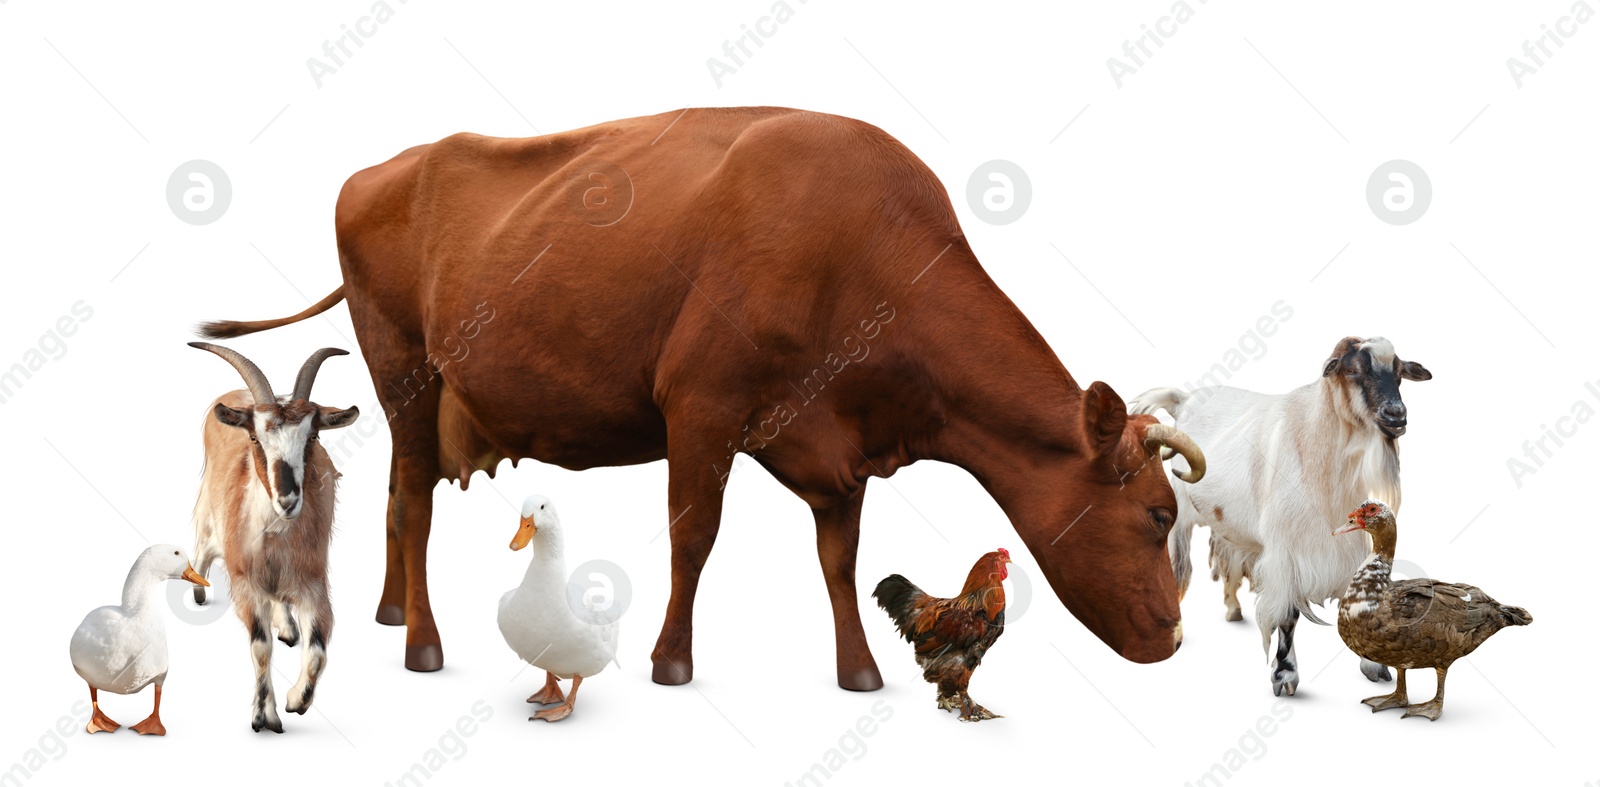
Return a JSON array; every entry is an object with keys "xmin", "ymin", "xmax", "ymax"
[
  {"xmin": 1130, "ymin": 336, "xmax": 1431, "ymax": 697},
  {"xmin": 189, "ymin": 342, "xmax": 358, "ymax": 732}
]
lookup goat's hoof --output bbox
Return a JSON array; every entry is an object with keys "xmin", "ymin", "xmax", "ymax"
[
  {"xmin": 1224, "ymin": 608, "xmax": 1243, "ymax": 622},
  {"xmin": 193, "ymin": 586, "xmax": 208, "ymax": 605},
  {"xmin": 251, "ymin": 715, "xmax": 285, "ymax": 734},
  {"xmin": 405, "ymin": 643, "xmax": 444, "ymax": 672},
  {"xmin": 1272, "ymin": 672, "xmax": 1299, "ymax": 698},
  {"xmin": 1360, "ymin": 659, "xmax": 1393, "ymax": 683},
  {"xmin": 286, "ymin": 686, "xmax": 315, "ymax": 715},
  {"xmin": 375, "ymin": 604, "xmax": 406, "ymax": 626},
  {"xmin": 651, "ymin": 657, "xmax": 693, "ymax": 685}
]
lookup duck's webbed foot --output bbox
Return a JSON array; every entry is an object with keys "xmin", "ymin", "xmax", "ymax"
[
  {"xmin": 1401, "ymin": 698, "xmax": 1443, "ymax": 721},
  {"xmin": 526, "ymin": 672, "xmax": 565, "ymax": 706},
  {"xmin": 87, "ymin": 705, "xmax": 120, "ymax": 734},
  {"xmin": 1362, "ymin": 690, "xmax": 1409, "ymax": 712},
  {"xmin": 1362, "ymin": 666, "xmax": 1409, "ymax": 712}
]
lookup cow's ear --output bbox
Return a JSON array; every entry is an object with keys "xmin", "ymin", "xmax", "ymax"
[
  {"xmin": 1400, "ymin": 360, "xmax": 1432, "ymax": 381},
  {"xmin": 1082, "ymin": 381, "xmax": 1128, "ymax": 459},
  {"xmin": 213, "ymin": 403, "xmax": 252, "ymax": 429}
]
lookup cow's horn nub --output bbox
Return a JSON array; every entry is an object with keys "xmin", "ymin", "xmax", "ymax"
[
  {"xmin": 1144, "ymin": 423, "xmax": 1206, "ymax": 483},
  {"xmin": 189, "ymin": 342, "xmax": 276, "ymax": 406}
]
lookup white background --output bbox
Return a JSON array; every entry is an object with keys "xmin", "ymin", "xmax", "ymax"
[{"xmin": 2, "ymin": 2, "xmax": 1594, "ymax": 785}]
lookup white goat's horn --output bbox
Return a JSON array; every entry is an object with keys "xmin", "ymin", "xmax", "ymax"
[
  {"xmin": 189, "ymin": 342, "xmax": 276, "ymax": 405},
  {"xmin": 291, "ymin": 348, "xmax": 349, "ymax": 402},
  {"xmin": 1145, "ymin": 423, "xmax": 1206, "ymax": 483}
]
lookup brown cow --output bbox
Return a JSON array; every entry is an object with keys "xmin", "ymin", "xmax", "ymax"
[{"xmin": 200, "ymin": 107, "xmax": 1206, "ymax": 689}]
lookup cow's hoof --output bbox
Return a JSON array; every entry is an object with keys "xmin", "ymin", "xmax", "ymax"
[
  {"xmin": 651, "ymin": 657, "xmax": 693, "ymax": 685},
  {"xmin": 1224, "ymin": 607, "xmax": 1243, "ymax": 622},
  {"xmin": 838, "ymin": 665, "xmax": 884, "ymax": 692},
  {"xmin": 405, "ymin": 643, "xmax": 444, "ymax": 672},
  {"xmin": 375, "ymin": 604, "xmax": 406, "ymax": 626}
]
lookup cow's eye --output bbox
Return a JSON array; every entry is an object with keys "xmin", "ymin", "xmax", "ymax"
[{"xmin": 1149, "ymin": 508, "xmax": 1175, "ymax": 532}]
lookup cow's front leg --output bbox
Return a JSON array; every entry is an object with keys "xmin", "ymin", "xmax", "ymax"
[
  {"xmin": 651, "ymin": 431, "xmax": 728, "ymax": 686},
  {"xmin": 244, "ymin": 601, "xmax": 283, "ymax": 733},
  {"xmin": 286, "ymin": 588, "xmax": 332, "ymax": 714},
  {"xmin": 813, "ymin": 489, "xmax": 883, "ymax": 691}
]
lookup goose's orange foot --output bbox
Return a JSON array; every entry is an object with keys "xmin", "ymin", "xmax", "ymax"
[
  {"xmin": 1401, "ymin": 699, "xmax": 1443, "ymax": 721},
  {"xmin": 1362, "ymin": 690, "xmax": 1409, "ymax": 712},
  {"xmin": 531, "ymin": 702, "xmax": 574, "ymax": 722},
  {"xmin": 131, "ymin": 713, "xmax": 166, "ymax": 736},
  {"xmin": 86, "ymin": 705, "xmax": 121, "ymax": 734}
]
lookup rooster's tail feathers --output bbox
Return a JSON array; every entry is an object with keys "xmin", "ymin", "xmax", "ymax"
[{"xmin": 872, "ymin": 574, "xmax": 924, "ymax": 637}]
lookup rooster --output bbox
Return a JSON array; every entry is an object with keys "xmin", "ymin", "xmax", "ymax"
[{"xmin": 873, "ymin": 549, "xmax": 1012, "ymax": 722}]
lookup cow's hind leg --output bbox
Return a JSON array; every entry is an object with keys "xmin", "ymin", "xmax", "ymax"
[
  {"xmin": 394, "ymin": 452, "xmax": 442, "ymax": 671},
  {"xmin": 375, "ymin": 452, "xmax": 407, "ymax": 626},
  {"xmin": 812, "ymin": 489, "xmax": 883, "ymax": 691},
  {"xmin": 650, "ymin": 430, "xmax": 728, "ymax": 686}
]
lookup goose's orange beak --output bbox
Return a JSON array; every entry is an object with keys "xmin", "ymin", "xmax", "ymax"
[
  {"xmin": 511, "ymin": 515, "xmax": 537, "ymax": 551},
  {"xmin": 181, "ymin": 564, "xmax": 210, "ymax": 587}
]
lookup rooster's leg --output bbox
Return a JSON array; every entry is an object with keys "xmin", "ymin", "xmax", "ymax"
[
  {"xmin": 1361, "ymin": 667, "xmax": 1409, "ymax": 712},
  {"xmin": 1401, "ymin": 667, "xmax": 1446, "ymax": 721},
  {"xmin": 812, "ymin": 491, "xmax": 883, "ymax": 691},
  {"xmin": 526, "ymin": 671, "xmax": 564, "ymax": 705},
  {"xmin": 958, "ymin": 692, "xmax": 1002, "ymax": 722}
]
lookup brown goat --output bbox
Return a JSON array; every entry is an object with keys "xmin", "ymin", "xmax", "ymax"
[{"xmin": 188, "ymin": 343, "xmax": 358, "ymax": 733}]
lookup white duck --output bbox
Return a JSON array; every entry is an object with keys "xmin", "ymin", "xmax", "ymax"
[
  {"xmin": 70, "ymin": 545, "xmax": 209, "ymax": 735},
  {"xmin": 498, "ymin": 495, "xmax": 620, "ymax": 722}
]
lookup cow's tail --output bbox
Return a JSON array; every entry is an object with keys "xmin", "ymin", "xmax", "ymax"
[
  {"xmin": 195, "ymin": 286, "xmax": 346, "ymax": 339},
  {"xmin": 1127, "ymin": 386, "xmax": 1189, "ymax": 420}
]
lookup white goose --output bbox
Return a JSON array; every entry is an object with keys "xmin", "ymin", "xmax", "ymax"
[
  {"xmin": 498, "ymin": 495, "xmax": 620, "ymax": 722},
  {"xmin": 70, "ymin": 545, "xmax": 209, "ymax": 735}
]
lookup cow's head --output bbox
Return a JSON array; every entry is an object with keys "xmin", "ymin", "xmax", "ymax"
[
  {"xmin": 190, "ymin": 343, "xmax": 359, "ymax": 520},
  {"xmin": 1015, "ymin": 381, "xmax": 1203, "ymax": 664},
  {"xmin": 1321, "ymin": 336, "xmax": 1431, "ymax": 438}
]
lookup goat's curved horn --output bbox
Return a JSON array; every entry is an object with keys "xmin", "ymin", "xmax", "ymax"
[
  {"xmin": 188, "ymin": 342, "xmax": 276, "ymax": 405},
  {"xmin": 291, "ymin": 348, "xmax": 349, "ymax": 402},
  {"xmin": 1144, "ymin": 423, "xmax": 1206, "ymax": 483}
]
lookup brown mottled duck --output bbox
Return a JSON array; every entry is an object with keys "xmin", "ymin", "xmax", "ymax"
[{"xmin": 1335, "ymin": 500, "xmax": 1531, "ymax": 721}]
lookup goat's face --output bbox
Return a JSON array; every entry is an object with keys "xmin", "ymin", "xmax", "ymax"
[
  {"xmin": 214, "ymin": 398, "xmax": 359, "ymax": 520},
  {"xmin": 1322, "ymin": 336, "xmax": 1431, "ymax": 438}
]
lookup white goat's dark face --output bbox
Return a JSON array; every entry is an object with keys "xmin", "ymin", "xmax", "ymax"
[
  {"xmin": 214, "ymin": 399, "xmax": 358, "ymax": 519},
  {"xmin": 1322, "ymin": 336, "xmax": 1432, "ymax": 438}
]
